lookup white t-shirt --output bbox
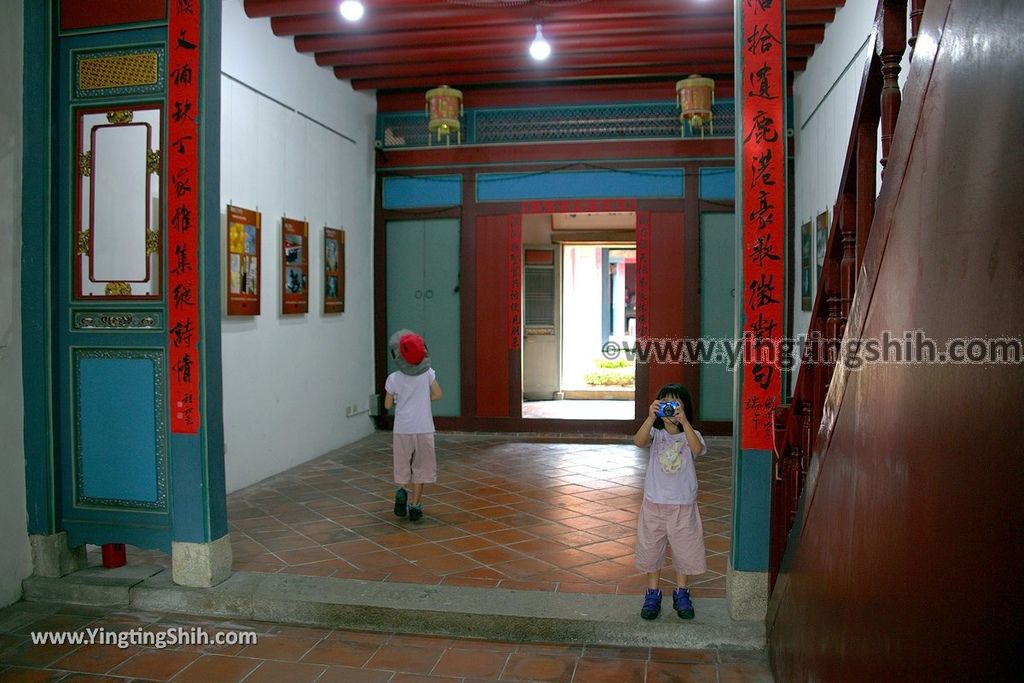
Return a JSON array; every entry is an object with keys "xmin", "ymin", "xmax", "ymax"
[
  {"xmin": 642, "ymin": 427, "xmax": 707, "ymax": 505},
  {"xmin": 385, "ymin": 368, "xmax": 436, "ymax": 434}
]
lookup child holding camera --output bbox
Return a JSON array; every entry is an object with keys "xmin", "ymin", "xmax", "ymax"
[{"xmin": 633, "ymin": 383, "xmax": 707, "ymax": 620}]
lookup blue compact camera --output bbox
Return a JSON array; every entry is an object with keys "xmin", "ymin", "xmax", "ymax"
[{"xmin": 655, "ymin": 401, "xmax": 680, "ymax": 418}]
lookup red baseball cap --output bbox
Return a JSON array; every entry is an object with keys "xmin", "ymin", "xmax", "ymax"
[{"xmin": 399, "ymin": 332, "xmax": 426, "ymax": 365}]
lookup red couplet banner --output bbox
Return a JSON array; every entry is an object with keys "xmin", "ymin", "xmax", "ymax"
[
  {"xmin": 167, "ymin": 0, "xmax": 201, "ymax": 433},
  {"xmin": 508, "ymin": 216, "xmax": 522, "ymax": 349},
  {"xmin": 740, "ymin": 0, "xmax": 785, "ymax": 450}
]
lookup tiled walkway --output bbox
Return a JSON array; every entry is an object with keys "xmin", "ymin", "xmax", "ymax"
[
  {"xmin": 0, "ymin": 600, "xmax": 772, "ymax": 682},
  {"xmin": 127, "ymin": 431, "xmax": 732, "ymax": 598},
  {"xmin": 3, "ymin": 433, "xmax": 765, "ymax": 681}
]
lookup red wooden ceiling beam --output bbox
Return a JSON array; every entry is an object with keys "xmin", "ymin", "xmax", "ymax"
[
  {"xmin": 269, "ymin": 1, "xmax": 738, "ymax": 36},
  {"xmin": 787, "ymin": 9, "xmax": 837, "ymax": 25},
  {"xmin": 312, "ymin": 24, "xmax": 822, "ymax": 67},
  {"xmin": 329, "ymin": 49, "xmax": 737, "ymax": 80},
  {"xmin": 294, "ymin": 15, "xmax": 735, "ymax": 53},
  {"xmin": 246, "ymin": 0, "xmax": 452, "ymax": 19},
  {"xmin": 314, "ymin": 32, "xmax": 737, "ymax": 67},
  {"xmin": 352, "ymin": 57, "xmax": 806, "ymax": 90},
  {"xmin": 786, "ymin": 0, "xmax": 844, "ymax": 9},
  {"xmin": 274, "ymin": 12, "xmax": 830, "ymax": 39},
  {"xmin": 346, "ymin": 57, "xmax": 808, "ymax": 91},
  {"xmin": 252, "ymin": 0, "xmax": 736, "ymax": 20}
]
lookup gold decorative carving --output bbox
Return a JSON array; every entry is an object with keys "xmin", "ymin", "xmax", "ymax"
[
  {"xmin": 77, "ymin": 230, "xmax": 90, "ymax": 256},
  {"xmin": 104, "ymin": 282, "xmax": 132, "ymax": 296},
  {"xmin": 106, "ymin": 110, "xmax": 134, "ymax": 125},
  {"xmin": 79, "ymin": 151, "xmax": 92, "ymax": 177},
  {"xmin": 147, "ymin": 149, "xmax": 161, "ymax": 175},
  {"xmin": 146, "ymin": 230, "xmax": 160, "ymax": 254},
  {"xmin": 79, "ymin": 52, "xmax": 159, "ymax": 91},
  {"xmin": 100, "ymin": 314, "xmax": 134, "ymax": 327}
]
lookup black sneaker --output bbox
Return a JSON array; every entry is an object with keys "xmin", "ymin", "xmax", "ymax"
[
  {"xmin": 640, "ymin": 588, "xmax": 662, "ymax": 620},
  {"xmin": 673, "ymin": 587, "xmax": 695, "ymax": 619},
  {"xmin": 408, "ymin": 504, "xmax": 423, "ymax": 522},
  {"xmin": 394, "ymin": 488, "xmax": 408, "ymax": 517}
]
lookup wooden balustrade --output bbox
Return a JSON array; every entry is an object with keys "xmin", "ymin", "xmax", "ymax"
[
  {"xmin": 879, "ymin": 0, "xmax": 908, "ymax": 171},
  {"xmin": 768, "ymin": 0, "xmax": 921, "ymax": 590}
]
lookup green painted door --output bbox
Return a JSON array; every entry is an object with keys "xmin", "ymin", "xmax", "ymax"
[
  {"xmin": 386, "ymin": 219, "xmax": 460, "ymax": 416},
  {"xmin": 24, "ymin": 2, "xmax": 226, "ymax": 556},
  {"xmin": 49, "ymin": 28, "xmax": 175, "ymax": 552},
  {"xmin": 699, "ymin": 212, "xmax": 736, "ymax": 421}
]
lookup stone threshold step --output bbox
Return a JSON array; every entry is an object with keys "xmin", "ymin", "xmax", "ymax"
[{"xmin": 24, "ymin": 567, "xmax": 765, "ymax": 651}]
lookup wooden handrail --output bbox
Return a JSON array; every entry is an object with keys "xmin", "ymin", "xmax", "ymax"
[{"xmin": 768, "ymin": 0, "xmax": 923, "ymax": 591}]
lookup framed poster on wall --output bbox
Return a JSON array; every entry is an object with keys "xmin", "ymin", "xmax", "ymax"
[
  {"xmin": 814, "ymin": 209, "xmax": 829, "ymax": 283},
  {"xmin": 226, "ymin": 204, "xmax": 261, "ymax": 316},
  {"xmin": 323, "ymin": 227, "xmax": 345, "ymax": 314},
  {"xmin": 801, "ymin": 220, "xmax": 813, "ymax": 311},
  {"xmin": 282, "ymin": 217, "xmax": 309, "ymax": 315}
]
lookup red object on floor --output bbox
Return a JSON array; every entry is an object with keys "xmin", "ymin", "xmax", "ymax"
[{"xmin": 102, "ymin": 543, "xmax": 126, "ymax": 568}]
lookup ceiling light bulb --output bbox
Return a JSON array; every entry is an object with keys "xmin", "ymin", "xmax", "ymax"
[
  {"xmin": 529, "ymin": 24, "xmax": 551, "ymax": 61},
  {"xmin": 339, "ymin": 1, "xmax": 364, "ymax": 22}
]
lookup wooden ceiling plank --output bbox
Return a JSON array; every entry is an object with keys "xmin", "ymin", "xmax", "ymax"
[
  {"xmin": 329, "ymin": 49, "xmax": 737, "ymax": 80},
  {"xmin": 293, "ymin": 15, "xmax": 735, "ymax": 52}
]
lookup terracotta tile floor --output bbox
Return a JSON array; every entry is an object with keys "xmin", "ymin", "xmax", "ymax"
[
  {"xmin": 121, "ymin": 431, "xmax": 732, "ymax": 598},
  {"xmin": 0, "ymin": 601, "xmax": 773, "ymax": 682}
]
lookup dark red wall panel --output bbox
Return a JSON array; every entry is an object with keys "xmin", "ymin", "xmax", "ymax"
[
  {"xmin": 475, "ymin": 215, "xmax": 510, "ymax": 417},
  {"xmin": 61, "ymin": 0, "xmax": 167, "ymax": 30},
  {"xmin": 769, "ymin": 1, "xmax": 1023, "ymax": 679},
  {"xmin": 644, "ymin": 211, "xmax": 687, "ymax": 400}
]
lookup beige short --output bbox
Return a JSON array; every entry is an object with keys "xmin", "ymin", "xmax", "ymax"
[
  {"xmin": 392, "ymin": 433, "xmax": 437, "ymax": 485},
  {"xmin": 635, "ymin": 499, "xmax": 707, "ymax": 575}
]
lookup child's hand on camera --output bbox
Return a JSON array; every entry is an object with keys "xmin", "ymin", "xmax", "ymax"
[{"xmin": 648, "ymin": 400, "xmax": 661, "ymax": 419}]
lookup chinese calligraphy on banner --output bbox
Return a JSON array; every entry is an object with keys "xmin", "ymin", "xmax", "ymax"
[
  {"xmin": 634, "ymin": 211, "xmax": 651, "ymax": 340},
  {"xmin": 167, "ymin": 0, "xmax": 201, "ymax": 433},
  {"xmin": 741, "ymin": 0, "xmax": 785, "ymax": 450},
  {"xmin": 508, "ymin": 216, "xmax": 522, "ymax": 349}
]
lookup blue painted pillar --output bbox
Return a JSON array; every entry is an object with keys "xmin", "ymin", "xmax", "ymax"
[{"xmin": 169, "ymin": 0, "xmax": 227, "ymax": 547}]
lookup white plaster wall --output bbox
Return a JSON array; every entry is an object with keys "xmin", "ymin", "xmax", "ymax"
[
  {"xmin": 220, "ymin": 0, "xmax": 378, "ymax": 492},
  {"xmin": 791, "ymin": 2, "xmax": 912, "ymax": 353},
  {"xmin": 791, "ymin": 0, "xmax": 878, "ymax": 343},
  {"xmin": 0, "ymin": 0, "xmax": 32, "ymax": 607}
]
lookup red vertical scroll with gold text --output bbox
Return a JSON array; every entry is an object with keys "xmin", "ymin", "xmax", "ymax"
[
  {"xmin": 740, "ymin": 0, "xmax": 785, "ymax": 450},
  {"xmin": 167, "ymin": 0, "xmax": 201, "ymax": 433}
]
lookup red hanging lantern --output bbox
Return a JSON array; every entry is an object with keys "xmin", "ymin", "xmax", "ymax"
[
  {"xmin": 676, "ymin": 74, "xmax": 715, "ymax": 138},
  {"xmin": 425, "ymin": 85, "xmax": 463, "ymax": 146}
]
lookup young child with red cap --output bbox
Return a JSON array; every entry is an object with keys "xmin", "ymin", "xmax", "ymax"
[{"xmin": 384, "ymin": 329, "xmax": 443, "ymax": 522}]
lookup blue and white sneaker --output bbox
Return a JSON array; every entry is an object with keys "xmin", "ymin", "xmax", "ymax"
[
  {"xmin": 394, "ymin": 487, "xmax": 408, "ymax": 517},
  {"xmin": 640, "ymin": 588, "xmax": 662, "ymax": 620},
  {"xmin": 673, "ymin": 587, "xmax": 695, "ymax": 619}
]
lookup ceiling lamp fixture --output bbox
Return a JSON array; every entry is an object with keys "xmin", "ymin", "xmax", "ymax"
[
  {"xmin": 425, "ymin": 85, "xmax": 464, "ymax": 146},
  {"xmin": 339, "ymin": 1, "xmax": 365, "ymax": 22},
  {"xmin": 529, "ymin": 24, "xmax": 551, "ymax": 61},
  {"xmin": 676, "ymin": 74, "xmax": 716, "ymax": 138}
]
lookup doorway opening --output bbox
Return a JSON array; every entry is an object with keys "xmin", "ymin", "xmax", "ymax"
[{"xmin": 521, "ymin": 211, "xmax": 636, "ymax": 420}]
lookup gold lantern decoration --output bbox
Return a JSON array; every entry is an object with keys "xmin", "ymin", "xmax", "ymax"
[
  {"xmin": 676, "ymin": 74, "xmax": 715, "ymax": 138},
  {"xmin": 425, "ymin": 85, "xmax": 463, "ymax": 146}
]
